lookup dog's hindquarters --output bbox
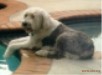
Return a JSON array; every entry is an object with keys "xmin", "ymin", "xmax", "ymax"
[
  {"xmin": 49, "ymin": 32, "xmax": 94, "ymax": 59},
  {"xmin": 77, "ymin": 32, "xmax": 94, "ymax": 59}
]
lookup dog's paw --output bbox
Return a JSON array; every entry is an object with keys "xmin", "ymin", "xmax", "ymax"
[
  {"xmin": 3, "ymin": 54, "xmax": 10, "ymax": 59},
  {"xmin": 35, "ymin": 50, "xmax": 49, "ymax": 57}
]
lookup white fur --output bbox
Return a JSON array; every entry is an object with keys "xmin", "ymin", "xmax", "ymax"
[
  {"xmin": 3, "ymin": 7, "xmax": 60, "ymax": 59},
  {"xmin": 35, "ymin": 50, "xmax": 49, "ymax": 57},
  {"xmin": 35, "ymin": 46, "xmax": 54, "ymax": 56}
]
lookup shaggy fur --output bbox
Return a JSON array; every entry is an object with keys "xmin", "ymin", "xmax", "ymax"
[{"xmin": 3, "ymin": 7, "xmax": 94, "ymax": 59}]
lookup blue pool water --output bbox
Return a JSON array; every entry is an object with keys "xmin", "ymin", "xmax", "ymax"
[{"xmin": 0, "ymin": 20, "xmax": 101, "ymax": 75}]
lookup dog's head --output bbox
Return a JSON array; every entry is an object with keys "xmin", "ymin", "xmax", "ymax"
[{"xmin": 22, "ymin": 7, "xmax": 50, "ymax": 33}]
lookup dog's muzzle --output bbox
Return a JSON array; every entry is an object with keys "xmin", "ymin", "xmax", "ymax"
[{"xmin": 22, "ymin": 22, "xmax": 33, "ymax": 32}]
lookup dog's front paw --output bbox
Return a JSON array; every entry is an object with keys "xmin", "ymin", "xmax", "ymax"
[
  {"xmin": 3, "ymin": 54, "xmax": 10, "ymax": 59},
  {"xmin": 35, "ymin": 50, "xmax": 49, "ymax": 57},
  {"xmin": 3, "ymin": 49, "xmax": 12, "ymax": 59}
]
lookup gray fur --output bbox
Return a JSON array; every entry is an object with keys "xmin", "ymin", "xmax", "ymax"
[{"xmin": 42, "ymin": 24, "xmax": 94, "ymax": 59}]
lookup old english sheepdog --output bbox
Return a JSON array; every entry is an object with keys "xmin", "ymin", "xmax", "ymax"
[{"xmin": 3, "ymin": 7, "xmax": 94, "ymax": 59}]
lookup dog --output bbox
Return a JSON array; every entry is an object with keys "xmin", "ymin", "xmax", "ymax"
[{"xmin": 3, "ymin": 7, "xmax": 94, "ymax": 59}]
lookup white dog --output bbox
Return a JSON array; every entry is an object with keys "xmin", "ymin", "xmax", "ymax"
[{"xmin": 4, "ymin": 7, "xmax": 94, "ymax": 59}]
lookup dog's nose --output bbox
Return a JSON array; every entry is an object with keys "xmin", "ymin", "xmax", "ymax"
[{"xmin": 22, "ymin": 22, "xmax": 28, "ymax": 27}]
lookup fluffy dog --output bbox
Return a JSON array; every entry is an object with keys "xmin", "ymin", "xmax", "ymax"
[{"xmin": 3, "ymin": 7, "xmax": 94, "ymax": 59}]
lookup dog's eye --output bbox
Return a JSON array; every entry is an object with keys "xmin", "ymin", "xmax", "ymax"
[
  {"xmin": 31, "ymin": 14, "xmax": 35, "ymax": 19},
  {"xmin": 25, "ymin": 14, "xmax": 28, "ymax": 17}
]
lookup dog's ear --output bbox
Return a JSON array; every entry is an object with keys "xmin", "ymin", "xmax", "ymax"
[
  {"xmin": 40, "ymin": 13, "xmax": 44, "ymax": 29},
  {"xmin": 40, "ymin": 11, "xmax": 51, "ymax": 29}
]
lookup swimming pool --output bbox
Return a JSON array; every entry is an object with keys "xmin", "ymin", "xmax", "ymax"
[{"xmin": 0, "ymin": 20, "xmax": 101, "ymax": 75}]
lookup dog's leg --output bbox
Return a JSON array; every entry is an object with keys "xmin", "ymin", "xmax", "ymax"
[
  {"xmin": 9, "ymin": 36, "xmax": 30, "ymax": 44},
  {"xmin": 35, "ymin": 46, "xmax": 55, "ymax": 57},
  {"xmin": 3, "ymin": 37, "xmax": 32, "ymax": 59},
  {"xmin": 65, "ymin": 52, "xmax": 79, "ymax": 60}
]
